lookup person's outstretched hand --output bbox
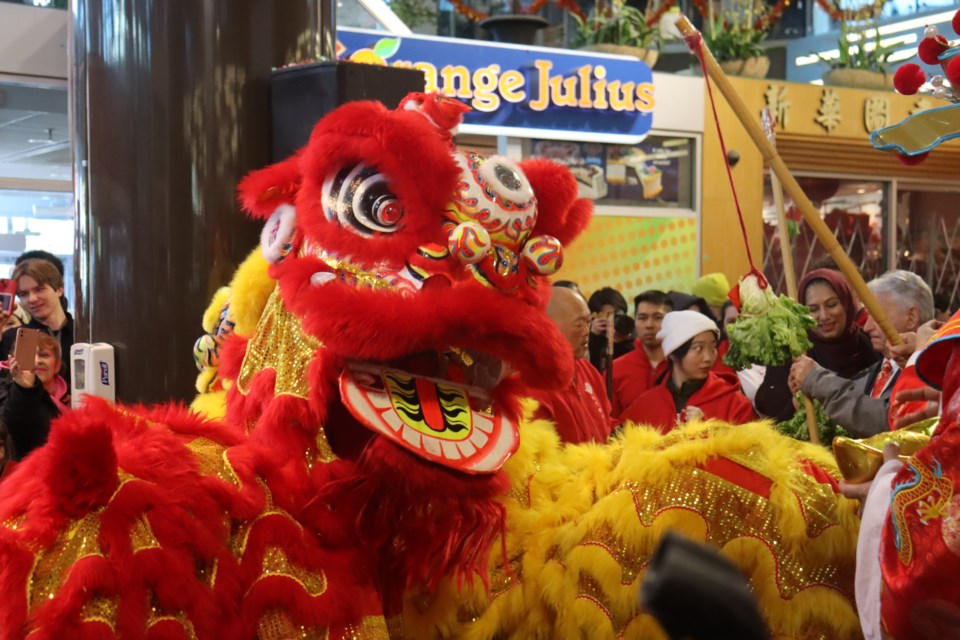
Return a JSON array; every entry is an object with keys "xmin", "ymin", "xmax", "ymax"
[
  {"xmin": 892, "ymin": 386, "xmax": 940, "ymax": 429},
  {"xmin": 9, "ymin": 356, "xmax": 35, "ymax": 390}
]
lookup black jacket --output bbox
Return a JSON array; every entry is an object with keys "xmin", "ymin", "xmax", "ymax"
[
  {"xmin": 0, "ymin": 314, "xmax": 74, "ymax": 385},
  {"xmin": 1, "ymin": 377, "xmax": 63, "ymax": 462}
]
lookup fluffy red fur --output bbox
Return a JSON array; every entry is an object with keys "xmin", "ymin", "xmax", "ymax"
[
  {"xmin": 238, "ymin": 154, "xmax": 302, "ymax": 220},
  {"xmin": 274, "ymin": 257, "xmax": 575, "ymax": 391},
  {"xmin": 519, "ymin": 158, "xmax": 594, "ymax": 247}
]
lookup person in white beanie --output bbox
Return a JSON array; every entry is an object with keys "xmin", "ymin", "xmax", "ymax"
[{"xmin": 620, "ymin": 310, "xmax": 756, "ymax": 433}]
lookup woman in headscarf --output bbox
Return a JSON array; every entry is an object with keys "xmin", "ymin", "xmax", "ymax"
[{"xmin": 754, "ymin": 268, "xmax": 880, "ymax": 421}]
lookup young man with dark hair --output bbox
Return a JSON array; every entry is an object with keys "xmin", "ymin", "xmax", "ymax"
[
  {"xmin": 609, "ymin": 290, "xmax": 673, "ymax": 417},
  {"xmin": 0, "ymin": 259, "xmax": 74, "ymax": 383}
]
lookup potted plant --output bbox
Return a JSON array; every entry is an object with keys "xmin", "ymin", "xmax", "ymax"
[
  {"xmin": 575, "ymin": 0, "xmax": 676, "ymax": 68},
  {"xmin": 819, "ymin": 19, "xmax": 896, "ymax": 90},
  {"xmin": 391, "ymin": 0, "xmax": 439, "ymax": 33},
  {"xmin": 696, "ymin": 0, "xmax": 780, "ymax": 78},
  {"xmin": 447, "ymin": 0, "xmax": 585, "ymax": 45}
]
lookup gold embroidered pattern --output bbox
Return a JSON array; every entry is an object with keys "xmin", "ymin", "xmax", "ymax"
[
  {"xmin": 891, "ymin": 457, "xmax": 953, "ymax": 566},
  {"xmin": 185, "ymin": 437, "xmax": 242, "ymax": 487},
  {"xmin": 237, "ymin": 288, "xmax": 320, "ymax": 399},
  {"xmin": 619, "ymin": 468, "xmax": 850, "ymax": 599},
  {"xmin": 28, "ymin": 509, "xmax": 104, "ymax": 609},
  {"xmin": 79, "ymin": 596, "xmax": 119, "ymax": 630},
  {"xmin": 260, "ymin": 546, "xmax": 327, "ymax": 597}
]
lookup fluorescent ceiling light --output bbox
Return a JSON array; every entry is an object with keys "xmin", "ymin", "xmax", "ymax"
[{"xmin": 875, "ymin": 10, "xmax": 957, "ymax": 36}]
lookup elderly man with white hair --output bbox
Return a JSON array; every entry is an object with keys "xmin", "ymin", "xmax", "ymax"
[{"xmin": 788, "ymin": 270, "xmax": 934, "ymax": 438}]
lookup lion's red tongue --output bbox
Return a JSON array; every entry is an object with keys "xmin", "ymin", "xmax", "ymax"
[{"xmin": 339, "ymin": 361, "xmax": 518, "ymax": 474}]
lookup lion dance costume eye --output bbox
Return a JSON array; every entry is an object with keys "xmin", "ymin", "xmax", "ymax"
[{"xmin": 322, "ymin": 163, "xmax": 404, "ymax": 236}]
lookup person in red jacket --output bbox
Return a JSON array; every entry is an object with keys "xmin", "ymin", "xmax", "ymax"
[
  {"xmin": 530, "ymin": 285, "xmax": 617, "ymax": 444},
  {"xmin": 622, "ymin": 310, "xmax": 757, "ymax": 433},
  {"xmin": 611, "ymin": 290, "xmax": 672, "ymax": 417}
]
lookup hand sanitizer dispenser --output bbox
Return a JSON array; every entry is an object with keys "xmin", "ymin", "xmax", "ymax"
[{"xmin": 70, "ymin": 343, "xmax": 116, "ymax": 409}]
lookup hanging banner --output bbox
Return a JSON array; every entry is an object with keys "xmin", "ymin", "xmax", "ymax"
[{"xmin": 336, "ymin": 27, "xmax": 655, "ymax": 144}]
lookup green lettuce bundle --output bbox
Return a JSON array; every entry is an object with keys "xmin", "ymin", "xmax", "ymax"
[
  {"xmin": 777, "ymin": 392, "xmax": 848, "ymax": 445},
  {"xmin": 723, "ymin": 273, "xmax": 816, "ymax": 371}
]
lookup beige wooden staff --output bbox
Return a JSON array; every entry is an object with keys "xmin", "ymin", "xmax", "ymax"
[
  {"xmin": 675, "ymin": 15, "xmax": 903, "ymax": 349},
  {"xmin": 762, "ymin": 108, "xmax": 820, "ymax": 444}
]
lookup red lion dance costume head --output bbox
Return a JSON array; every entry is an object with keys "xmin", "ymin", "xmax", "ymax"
[{"xmin": 0, "ymin": 94, "xmax": 861, "ymax": 639}]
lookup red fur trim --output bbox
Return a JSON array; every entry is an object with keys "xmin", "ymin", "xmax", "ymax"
[
  {"xmin": 41, "ymin": 406, "xmax": 119, "ymax": 518},
  {"xmin": 520, "ymin": 158, "xmax": 594, "ymax": 246},
  {"xmin": 275, "ymin": 258, "xmax": 574, "ymax": 391},
  {"xmin": 238, "ymin": 154, "xmax": 302, "ymax": 220},
  {"xmin": 322, "ymin": 438, "xmax": 509, "ymax": 609}
]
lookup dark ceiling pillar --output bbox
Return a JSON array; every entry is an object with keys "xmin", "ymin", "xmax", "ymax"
[{"xmin": 71, "ymin": 0, "xmax": 327, "ymax": 403}]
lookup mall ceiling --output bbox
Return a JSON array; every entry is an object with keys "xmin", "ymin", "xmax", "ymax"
[{"xmin": 0, "ymin": 83, "xmax": 69, "ymax": 181}]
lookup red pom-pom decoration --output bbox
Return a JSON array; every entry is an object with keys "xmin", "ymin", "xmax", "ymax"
[
  {"xmin": 893, "ymin": 63, "xmax": 926, "ymax": 95},
  {"xmin": 953, "ymin": 9, "xmax": 960, "ymax": 37},
  {"xmin": 918, "ymin": 35, "xmax": 950, "ymax": 65},
  {"xmin": 896, "ymin": 152, "xmax": 929, "ymax": 166},
  {"xmin": 946, "ymin": 57, "xmax": 960, "ymax": 87}
]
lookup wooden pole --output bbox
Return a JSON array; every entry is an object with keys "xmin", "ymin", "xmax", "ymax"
[
  {"xmin": 675, "ymin": 15, "xmax": 903, "ymax": 347},
  {"xmin": 762, "ymin": 109, "xmax": 821, "ymax": 445}
]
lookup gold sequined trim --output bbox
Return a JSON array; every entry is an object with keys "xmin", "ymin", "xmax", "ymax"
[
  {"xmin": 579, "ymin": 523, "xmax": 645, "ymax": 583},
  {"xmin": 488, "ymin": 552, "xmax": 522, "ymax": 601},
  {"xmin": 2, "ymin": 513, "xmax": 26, "ymax": 531},
  {"xmin": 185, "ymin": 436, "xmax": 242, "ymax": 487},
  {"xmin": 237, "ymin": 288, "xmax": 320, "ymax": 399},
  {"xmin": 257, "ymin": 609, "xmax": 329, "ymax": 640},
  {"xmin": 146, "ymin": 609, "xmax": 198, "ymax": 640},
  {"xmin": 618, "ymin": 467, "xmax": 851, "ymax": 599},
  {"xmin": 339, "ymin": 616, "xmax": 391, "ymax": 640},
  {"xmin": 229, "ymin": 480, "xmax": 303, "ymax": 560},
  {"xmin": 130, "ymin": 515, "xmax": 161, "ymax": 553},
  {"xmin": 28, "ymin": 509, "xmax": 104, "ymax": 609},
  {"xmin": 79, "ymin": 596, "xmax": 119, "ymax": 630},
  {"xmin": 258, "ymin": 546, "xmax": 327, "ymax": 597}
]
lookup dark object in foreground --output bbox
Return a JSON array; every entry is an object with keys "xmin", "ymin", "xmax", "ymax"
[{"xmin": 641, "ymin": 532, "xmax": 769, "ymax": 640}]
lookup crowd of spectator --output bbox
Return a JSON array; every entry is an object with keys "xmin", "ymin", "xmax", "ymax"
[
  {"xmin": 538, "ymin": 266, "xmax": 946, "ymax": 455},
  {"xmin": 0, "ymin": 250, "xmax": 74, "ymax": 480}
]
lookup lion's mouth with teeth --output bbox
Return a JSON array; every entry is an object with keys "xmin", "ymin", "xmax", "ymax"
[
  {"xmin": 339, "ymin": 353, "xmax": 517, "ymax": 475},
  {"xmin": 294, "ymin": 248, "xmax": 528, "ymax": 474}
]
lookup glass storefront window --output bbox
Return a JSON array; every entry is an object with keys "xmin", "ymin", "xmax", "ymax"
[
  {"xmin": 523, "ymin": 135, "xmax": 696, "ymax": 211},
  {"xmin": 762, "ymin": 175, "xmax": 888, "ymax": 295},
  {"xmin": 895, "ymin": 185, "xmax": 960, "ymax": 316},
  {"xmin": 0, "ymin": 81, "xmax": 73, "ymax": 313}
]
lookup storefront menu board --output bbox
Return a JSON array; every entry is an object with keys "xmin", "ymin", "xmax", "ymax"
[{"xmin": 526, "ymin": 137, "xmax": 693, "ymax": 208}]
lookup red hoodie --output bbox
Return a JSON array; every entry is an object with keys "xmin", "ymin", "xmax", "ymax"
[
  {"xmin": 531, "ymin": 358, "xmax": 617, "ymax": 445},
  {"xmin": 622, "ymin": 371, "xmax": 757, "ymax": 434},
  {"xmin": 611, "ymin": 340, "xmax": 667, "ymax": 418}
]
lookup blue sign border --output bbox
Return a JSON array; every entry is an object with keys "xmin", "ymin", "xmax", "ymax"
[{"xmin": 336, "ymin": 27, "xmax": 655, "ymax": 143}]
